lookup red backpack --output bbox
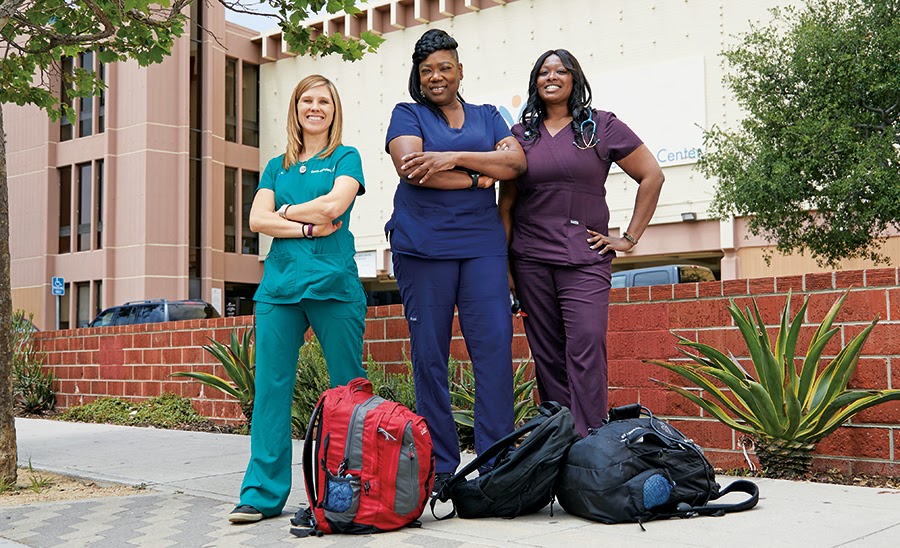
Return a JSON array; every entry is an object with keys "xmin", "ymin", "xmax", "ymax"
[{"xmin": 292, "ymin": 378, "xmax": 434, "ymax": 537}]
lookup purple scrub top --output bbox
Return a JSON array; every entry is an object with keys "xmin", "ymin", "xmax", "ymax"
[
  {"xmin": 385, "ymin": 102, "xmax": 512, "ymax": 259},
  {"xmin": 510, "ymin": 110, "xmax": 643, "ymax": 266}
]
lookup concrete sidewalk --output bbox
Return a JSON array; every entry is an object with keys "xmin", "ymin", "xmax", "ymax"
[{"xmin": 3, "ymin": 418, "xmax": 900, "ymax": 547}]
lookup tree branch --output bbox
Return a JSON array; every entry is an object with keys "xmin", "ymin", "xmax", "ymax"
[{"xmin": 217, "ymin": 0, "xmax": 283, "ymax": 20}]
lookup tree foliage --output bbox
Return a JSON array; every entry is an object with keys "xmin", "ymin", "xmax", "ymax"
[
  {"xmin": 698, "ymin": 0, "xmax": 900, "ymax": 267},
  {"xmin": 1, "ymin": 0, "xmax": 384, "ymax": 117},
  {"xmin": 0, "ymin": 0, "xmax": 381, "ymax": 485}
]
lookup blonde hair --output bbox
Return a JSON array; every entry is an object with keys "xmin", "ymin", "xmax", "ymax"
[{"xmin": 283, "ymin": 75, "xmax": 344, "ymax": 169}]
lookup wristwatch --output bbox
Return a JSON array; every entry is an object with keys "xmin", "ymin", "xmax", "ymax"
[
  {"xmin": 470, "ymin": 172, "xmax": 480, "ymax": 189},
  {"xmin": 277, "ymin": 203, "xmax": 291, "ymax": 219}
]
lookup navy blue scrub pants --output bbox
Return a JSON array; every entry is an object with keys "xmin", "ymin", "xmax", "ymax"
[
  {"xmin": 239, "ymin": 298, "xmax": 367, "ymax": 517},
  {"xmin": 512, "ymin": 258, "xmax": 611, "ymax": 437},
  {"xmin": 393, "ymin": 253, "xmax": 515, "ymax": 474}
]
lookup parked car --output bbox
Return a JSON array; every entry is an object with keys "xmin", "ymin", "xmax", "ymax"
[
  {"xmin": 89, "ymin": 299, "xmax": 220, "ymax": 327},
  {"xmin": 611, "ymin": 264, "xmax": 716, "ymax": 288}
]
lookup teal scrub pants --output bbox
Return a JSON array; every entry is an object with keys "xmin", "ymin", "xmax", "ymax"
[{"xmin": 238, "ymin": 298, "xmax": 367, "ymax": 517}]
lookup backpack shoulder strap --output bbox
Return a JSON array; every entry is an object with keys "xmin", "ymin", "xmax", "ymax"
[
  {"xmin": 301, "ymin": 396, "xmax": 326, "ymax": 511},
  {"xmin": 436, "ymin": 402, "xmax": 563, "ymax": 501},
  {"xmin": 430, "ymin": 403, "xmax": 567, "ymax": 521},
  {"xmin": 676, "ymin": 479, "xmax": 760, "ymax": 517},
  {"xmin": 431, "ymin": 420, "xmax": 543, "ymax": 521}
]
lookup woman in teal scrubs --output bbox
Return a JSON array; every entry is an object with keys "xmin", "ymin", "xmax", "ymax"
[{"xmin": 229, "ymin": 75, "xmax": 367, "ymax": 524}]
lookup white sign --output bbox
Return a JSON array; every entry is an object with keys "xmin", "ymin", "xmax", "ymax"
[
  {"xmin": 595, "ymin": 57, "xmax": 706, "ymax": 171},
  {"xmin": 211, "ymin": 287, "xmax": 223, "ymax": 316},
  {"xmin": 476, "ymin": 57, "xmax": 707, "ymax": 172},
  {"xmin": 355, "ymin": 251, "xmax": 377, "ymax": 279},
  {"xmin": 51, "ymin": 277, "xmax": 65, "ymax": 296}
]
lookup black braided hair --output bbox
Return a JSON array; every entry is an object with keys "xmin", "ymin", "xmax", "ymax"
[
  {"xmin": 520, "ymin": 49, "xmax": 594, "ymax": 144},
  {"xmin": 408, "ymin": 28, "xmax": 465, "ymax": 123}
]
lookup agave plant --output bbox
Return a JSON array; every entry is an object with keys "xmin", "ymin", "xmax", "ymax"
[
  {"xmin": 172, "ymin": 328, "xmax": 256, "ymax": 424},
  {"xmin": 451, "ymin": 357, "xmax": 539, "ymax": 430},
  {"xmin": 649, "ymin": 291, "xmax": 900, "ymax": 478}
]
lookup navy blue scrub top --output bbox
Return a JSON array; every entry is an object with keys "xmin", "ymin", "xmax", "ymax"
[
  {"xmin": 385, "ymin": 102, "xmax": 512, "ymax": 259},
  {"xmin": 253, "ymin": 146, "xmax": 366, "ymax": 304},
  {"xmin": 509, "ymin": 110, "xmax": 643, "ymax": 266}
]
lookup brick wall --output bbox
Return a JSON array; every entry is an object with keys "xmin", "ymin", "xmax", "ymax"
[{"xmin": 35, "ymin": 267, "xmax": 900, "ymax": 476}]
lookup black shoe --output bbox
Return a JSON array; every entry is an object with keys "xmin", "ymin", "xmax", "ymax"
[
  {"xmin": 229, "ymin": 505, "xmax": 264, "ymax": 523},
  {"xmin": 432, "ymin": 472, "xmax": 454, "ymax": 498}
]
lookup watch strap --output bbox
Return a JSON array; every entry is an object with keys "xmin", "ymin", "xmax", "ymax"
[{"xmin": 470, "ymin": 172, "xmax": 480, "ymax": 189}]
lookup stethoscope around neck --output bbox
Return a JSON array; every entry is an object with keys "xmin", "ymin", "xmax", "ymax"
[{"xmin": 523, "ymin": 117, "xmax": 599, "ymax": 149}]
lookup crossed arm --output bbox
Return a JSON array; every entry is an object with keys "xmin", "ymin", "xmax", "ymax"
[
  {"xmin": 388, "ymin": 135, "xmax": 527, "ymax": 189},
  {"xmin": 248, "ymin": 176, "xmax": 361, "ymax": 239}
]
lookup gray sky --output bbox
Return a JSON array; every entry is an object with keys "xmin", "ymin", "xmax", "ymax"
[{"xmin": 224, "ymin": 2, "xmax": 282, "ymax": 33}]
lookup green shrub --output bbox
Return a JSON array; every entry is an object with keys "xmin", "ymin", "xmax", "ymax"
[
  {"xmin": 12, "ymin": 310, "xmax": 56, "ymax": 414},
  {"xmin": 131, "ymin": 393, "xmax": 209, "ymax": 428},
  {"xmin": 59, "ymin": 393, "xmax": 208, "ymax": 428},
  {"xmin": 367, "ymin": 355, "xmax": 417, "ymax": 412},
  {"xmin": 59, "ymin": 397, "xmax": 133, "ymax": 423}
]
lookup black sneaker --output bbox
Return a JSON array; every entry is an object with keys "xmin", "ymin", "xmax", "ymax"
[
  {"xmin": 229, "ymin": 505, "xmax": 264, "ymax": 523},
  {"xmin": 432, "ymin": 472, "xmax": 454, "ymax": 498}
]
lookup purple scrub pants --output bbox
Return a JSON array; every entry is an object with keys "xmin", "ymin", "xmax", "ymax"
[
  {"xmin": 393, "ymin": 253, "xmax": 515, "ymax": 474},
  {"xmin": 512, "ymin": 258, "xmax": 611, "ymax": 436}
]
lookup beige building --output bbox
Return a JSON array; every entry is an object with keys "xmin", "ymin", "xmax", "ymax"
[
  {"xmin": 6, "ymin": 0, "xmax": 897, "ymax": 329},
  {"xmin": 6, "ymin": 4, "xmax": 264, "ymax": 329}
]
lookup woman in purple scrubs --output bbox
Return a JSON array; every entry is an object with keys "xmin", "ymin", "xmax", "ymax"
[
  {"xmin": 499, "ymin": 49, "xmax": 664, "ymax": 437},
  {"xmin": 385, "ymin": 29, "xmax": 527, "ymax": 492}
]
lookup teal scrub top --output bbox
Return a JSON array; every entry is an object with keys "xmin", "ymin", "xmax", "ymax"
[{"xmin": 253, "ymin": 145, "xmax": 366, "ymax": 304}]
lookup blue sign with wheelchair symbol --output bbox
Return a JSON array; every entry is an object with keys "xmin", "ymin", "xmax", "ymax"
[{"xmin": 51, "ymin": 277, "xmax": 65, "ymax": 296}]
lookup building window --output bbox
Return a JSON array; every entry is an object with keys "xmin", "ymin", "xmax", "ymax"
[
  {"xmin": 59, "ymin": 160, "xmax": 103, "ymax": 254},
  {"xmin": 58, "ymin": 283, "xmax": 70, "ymax": 330},
  {"xmin": 76, "ymin": 162, "xmax": 92, "ymax": 251},
  {"xmin": 95, "ymin": 159, "xmax": 104, "ymax": 249},
  {"xmin": 242, "ymin": 63, "xmax": 260, "ymax": 147},
  {"xmin": 242, "ymin": 170, "xmax": 259, "ymax": 254},
  {"xmin": 224, "ymin": 168, "xmax": 258, "ymax": 255},
  {"xmin": 76, "ymin": 281, "xmax": 91, "ymax": 328},
  {"xmin": 98, "ymin": 61, "xmax": 106, "ymax": 133},
  {"xmin": 224, "ymin": 58, "xmax": 259, "ymax": 147},
  {"xmin": 58, "ymin": 166, "xmax": 72, "ymax": 254},
  {"xmin": 188, "ymin": 0, "xmax": 204, "ymax": 299},
  {"xmin": 60, "ymin": 57, "xmax": 74, "ymax": 142},
  {"xmin": 224, "ymin": 167, "xmax": 237, "ymax": 253},
  {"xmin": 94, "ymin": 280, "xmax": 103, "ymax": 319},
  {"xmin": 59, "ymin": 53, "xmax": 105, "ymax": 141},
  {"xmin": 78, "ymin": 52, "xmax": 94, "ymax": 137},
  {"xmin": 225, "ymin": 58, "xmax": 237, "ymax": 143}
]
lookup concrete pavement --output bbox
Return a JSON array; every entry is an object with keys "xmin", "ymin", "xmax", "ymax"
[{"xmin": 3, "ymin": 417, "xmax": 900, "ymax": 547}]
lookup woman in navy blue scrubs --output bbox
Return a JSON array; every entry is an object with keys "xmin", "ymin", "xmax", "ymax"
[
  {"xmin": 500, "ymin": 50, "xmax": 664, "ymax": 437},
  {"xmin": 385, "ymin": 29, "xmax": 527, "ymax": 493}
]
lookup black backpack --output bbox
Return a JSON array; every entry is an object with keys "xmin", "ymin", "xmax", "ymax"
[
  {"xmin": 432, "ymin": 401, "xmax": 580, "ymax": 519},
  {"xmin": 556, "ymin": 404, "xmax": 759, "ymax": 526}
]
